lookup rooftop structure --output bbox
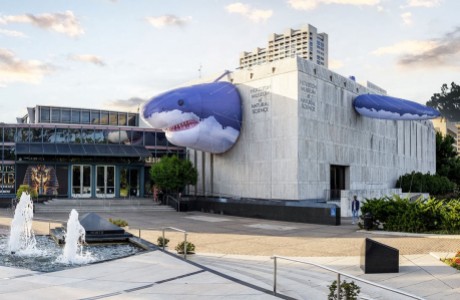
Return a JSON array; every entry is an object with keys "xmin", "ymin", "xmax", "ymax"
[{"xmin": 239, "ymin": 24, "xmax": 328, "ymax": 69}]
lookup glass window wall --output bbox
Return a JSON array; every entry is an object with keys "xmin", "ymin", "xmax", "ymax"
[
  {"xmin": 40, "ymin": 107, "xmax": 50, "ymax": 123},
  {"xmin": 118, "ymin": 113, "xmax": 127, "ymax": 126},
  {"xmin": 61, "ymin": 109, "xmax": 71, "ymax": 123},
  {"xmin": 100, "ymin": 111, "xmax": 109, "ymax": 125},
  {"xmin": 81, "ymin": 110, "xmax": 90, "ymax": 124},
  {"xmin": 51, "ymin": 109, "xmax": 60, "ymax": 123},
  {"xmin": 71, "ymin": 110, "xmax": 80, "ymax": 123},
  {"xmin": 30, "ymin": 128, "xmax": 43, "ymax": 143},
  {"xmin": 90, "ymin": 111, "xmax": 100, "ymax": 124}
]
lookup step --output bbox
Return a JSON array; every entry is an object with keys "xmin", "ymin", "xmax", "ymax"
[{"xmin": 34, "ymin": 206, "xmax": 176, "ymax": 213}]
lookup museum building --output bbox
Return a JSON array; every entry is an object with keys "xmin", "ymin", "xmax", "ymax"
[
  {"xmin": 0, "ymin": 105, "xmax": 185, "ymax": 201},
  {"xmin": 188, "ymin": 57, "xmax": 437, "ymax": 213}
]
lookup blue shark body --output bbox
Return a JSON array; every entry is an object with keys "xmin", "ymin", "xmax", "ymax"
[
  {"xmin": 353, "ymin": 94, "xmax": 440, "ymax": 120},
  {"xmin": 142, "ymin": 81, "xmax": 242, "ymax": 154}
]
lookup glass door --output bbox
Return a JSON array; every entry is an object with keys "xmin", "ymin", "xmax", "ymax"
[
  {"xmin": 72, "ymin": 165, "xmax": 92, "ymax": 198},
  {"xmin": 120, "ymin": 167, "xmax": 139, "ymax": 198},
  {"xmin": 96, "ymin": 165, "xmax": 115, "ymax": 198}
]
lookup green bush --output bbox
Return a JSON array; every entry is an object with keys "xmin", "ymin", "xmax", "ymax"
[
  {"xmin": 396, "ymin": 172, "xmax": 455, "ymax": 196},
  {"xmin": 175, "ymin": 241, "xmax": 195, "ymax": 254},
  {"xmin": 16, "ymin": 184, "xmax": 38, "ymax": 200},
  {"xmin": 157, "ymin": 236, "xmax": 170, "ymax": 247},
  {"xmin": 361, "ymin": 195, "xmax": 460, "ymax": 233},
  {"xmin": 108, "ymin": 218, "xmax": 129, "ymax": 227},
  {"xmin": 328, "ymin": 280, "xmax": 360, "ymax": 300}
]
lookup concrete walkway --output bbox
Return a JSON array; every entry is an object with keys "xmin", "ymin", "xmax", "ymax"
[{"xmin": 0, "ymin": 209, "xmax": 459, "ymax": 299}]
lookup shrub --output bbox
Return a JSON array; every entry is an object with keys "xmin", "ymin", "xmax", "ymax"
[
  {"xmin": 175, "ymin": 241, "xmax": 195, "ymax": 254},
  {"xmin": 328, "ymin": 280, "xmax": 360, "ymax": 300},
  {"xmin": 396, "ymin": 172, "xmax": 455, "ymax": 196},
  {"xmin": 157, "ymin": 236, "xmax": 170, "ymax": 247},
  {"xmin": 108, "ymin": 218, "xmax": 128, "ymax": 227},
  {"xmin": 16, "ymin": 184, "xmax": 38, "ymax": 200},
  {"xmin": 361, "ymin": 195, "xmax": 460, "ymax": 233}
]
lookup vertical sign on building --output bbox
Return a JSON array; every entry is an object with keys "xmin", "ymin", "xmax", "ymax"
[
  {"xmin": 0, "ymin": 165, "xmax": 15, "ymax": 194},
  {"xmin": 299, "ymin": 76, "xmax": 317, "ymax": 113}
]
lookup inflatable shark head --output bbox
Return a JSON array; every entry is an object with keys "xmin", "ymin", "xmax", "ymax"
[{"xmin": 142, "ymin": 81, "xmax": 242, "ymax": 154}]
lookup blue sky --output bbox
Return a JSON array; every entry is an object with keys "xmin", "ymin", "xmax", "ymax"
[{"xmin": 0, "ymin": 0, "xmax": 458, "ymax": 123}]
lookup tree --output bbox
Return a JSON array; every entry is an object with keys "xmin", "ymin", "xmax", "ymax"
[
  {"xmin": 149, "ymin": 155, "xmax": 197, "ymax": 195},
  {"xmin": 436, "ymin": 132, "xmax": 460, "ymax": 185},
  {"xmin": 426, "ymin": 82, "xmax": 460, "ymax": 121}
]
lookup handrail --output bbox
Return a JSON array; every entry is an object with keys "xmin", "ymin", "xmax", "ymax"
[
  {"xmin": 132, "ymin": 226, "xmax": 189, "ymax": 260},
  {"xmin": 165, "ymin": 195, "xmax": 180, "ymax": 212},
  {"xmin": 271, "ymin": 255, "xmax": 424, "ymax": 300},
  {"xmin": 162, "ymin": 227, "xmax": 188, "ymax": 259}
]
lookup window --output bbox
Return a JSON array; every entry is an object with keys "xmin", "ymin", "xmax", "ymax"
[
  {"xmin": 81, "ymin": 110, "xmax": 90, "ymax": 124},
  {"xmin": 100, "ymin": 111, "xmax": 109, "ymax": 125},
  {"xmin": 51, "ymin": 109, "xmax": 60, "ymax": 123},
  {"xmin": 90, "ymin": 111, "xmax": 100, "ymax": 124},
  {"xmin": 109, "ymin": 112, "xmax": 117, "ymax": 125},
  {"xmin": 71, "ymin": 110, "xmax": 80, "ymax": 123},
  {"xmin": 61, "ymin": 109, "xmax": 71, "ymax": 123},
  {"xmin": 40, "ymin": 107, "xmax": 50, "ymax": 123}
]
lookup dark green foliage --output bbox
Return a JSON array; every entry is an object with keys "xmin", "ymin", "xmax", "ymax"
[
  {"xmin": 175, "ymin": 241, "xmax": 195, "ymax": 254},
  {"xmin": 361, "ymin": 195, "xmax": 460, "ymax": 233},
  {"xmin": 426, "ymin": 82, "xmax": 460, "ymax": 121},
  {"xmin": 435, "ymin": 132, "xmax": 460, "ymax": 185},
  {"xmin": 328, "ymin": 280, "xmax": 360, "ymax": 300},
  {"xmin": 16, "ymin": 184, "xmax": 38, "ymax": 199},
  {"xmin": 108, "ymin": 218, "xmax": 128, "ymax": 227},
  {"xmin": 396, "ymin": 171, "xmax": 455, "ymax": 196},
  {"xmin": 149, "ymin": 155, "xmax": 198, "ymax": 195},
  {"xmin": 157, "ymin": 236, "xmax": 170, "ymax": 247}
]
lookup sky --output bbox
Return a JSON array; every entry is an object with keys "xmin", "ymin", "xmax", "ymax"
[{"xmin": 0, "ymin": 0, "xmax": 459, "ymax": 123}]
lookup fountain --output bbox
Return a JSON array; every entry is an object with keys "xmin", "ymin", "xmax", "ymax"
[
  {"xmin": 0, "ymin": 193, "xmax": 144, "ymax": 272},
  {"xmin": 7, "ymin": 192, "xmax": 39, "ymax": 255},
  {"xmin": 56, "ymin": 209, "xmax": 94, "ymax": 264}
]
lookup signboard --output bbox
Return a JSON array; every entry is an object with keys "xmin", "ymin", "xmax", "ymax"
[{"xmin": 0, "ymin": 165, "xmax": 15, "ymax": 194}]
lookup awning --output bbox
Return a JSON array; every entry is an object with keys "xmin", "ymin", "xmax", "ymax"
[{"xmin": 15, "ymin": 143, "xmax": 152, "ymax": 158}]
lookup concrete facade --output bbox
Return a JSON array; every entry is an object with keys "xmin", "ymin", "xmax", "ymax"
[{"xmin": 189, "ymin": 57, "xmax": 436, "ymax": 204}]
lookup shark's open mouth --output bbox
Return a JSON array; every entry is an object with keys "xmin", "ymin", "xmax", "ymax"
[{"xmin": 165, "ymin": 119, "xmax": 199, "ymax": 132}]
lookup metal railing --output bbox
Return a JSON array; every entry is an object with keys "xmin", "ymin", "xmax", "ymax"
[
  {"xmin": 162, "ymin": 227, "xmax": 188, "ymax": 259},
  {"xmin": 165, "ymin": 195, "xmax": 180, "ymax": 212},
  {"xmin": 134, "ymin": 226, "xmax": 189, "ymax": 259},
  {"xmin": 271, "ymin": 255, "xmax": 424, "ymax": 300}
]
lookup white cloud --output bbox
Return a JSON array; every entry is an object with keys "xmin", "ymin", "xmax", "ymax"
[
  {"xmin": 401, "ymin": 12, "xmax": 413, "ymax": 25},
  {"xmin": 225, "ymin": 2, "xmax": 273, "ymax": 23},
  {"xmin": 146, "ymin": 15, "xmax": 192, "ymax": 28},
  {"xmin": 69, "ymin": 54, "xmax": 106, "ymax": 66},
  {"xmin": 288, "ymin": 0, "xmax": 380, "ymax": 11},
  {"xmin": 0, "ymin": 11, "xmax": 84, "ymax": 37},
  {"xmin": 372, "ymin": 40, "xmax": 437, "ymax": 56},
  {"xmin": 405, "ymin": 0, "xmax": 442, "ymax": 8},
  {"xmin": 372, "ymin": 27, "xmax": 460, "ymax": 69},
  {"xmin": 0, "ymin": 28, "xmax": 26, "ymax": 37},
  {"xmin": 0, "ymin": 48, "xmax": 54, "ymax": 86}
]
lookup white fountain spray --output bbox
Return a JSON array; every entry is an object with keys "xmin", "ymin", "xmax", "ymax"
[
  {"xmin": 8, "ymin": 192, "xmax": 38, "ymax": 255},
  {"xmin": 57, "ymin": 209, "xmax": 93, "ymax": 264}
]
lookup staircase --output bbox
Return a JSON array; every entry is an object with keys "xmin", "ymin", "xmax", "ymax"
[{"xmin": 34, "ymin": 198, "xmax": 176, "ymax": 213}]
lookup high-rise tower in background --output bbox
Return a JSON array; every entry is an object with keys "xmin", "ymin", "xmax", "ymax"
[{"xmin": 239, "ymin": 24, "xmax": 328, "ymax": 69}]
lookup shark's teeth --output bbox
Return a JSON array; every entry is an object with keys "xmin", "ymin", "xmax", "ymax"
[{"xmin": 165, "ymin": 119, "xmax": 199, "ymax": 132}]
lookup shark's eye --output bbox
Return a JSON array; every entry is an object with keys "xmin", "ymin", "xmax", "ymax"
[{"xmin": 178, "ymin": 99, "xmax": 185, "ymax": 106}]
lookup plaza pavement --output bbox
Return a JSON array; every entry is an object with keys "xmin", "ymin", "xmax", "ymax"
[{"xmin": 0, "ymin": 209, "xmax": 459, "ymax": 299}]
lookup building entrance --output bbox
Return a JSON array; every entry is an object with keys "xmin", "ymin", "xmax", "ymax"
[
  {"xmin": 120, "ymin": 167, "xmax": 139, "ymax": 197},
  {"xmin": 330, "ymin": 165, "xmax": 348, "ymax": 200},
  {"xmin": 96, "ymin": 165, "xmax": 115, "ymax": 198},
  {"xmin": 72, "ymin": 165, "xmax": 91, "ymax": 198}
]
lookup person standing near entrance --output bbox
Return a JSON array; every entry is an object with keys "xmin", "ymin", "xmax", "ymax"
[{"xmin": 351, "ymin": 195, "xmax": 360, "ymax": 224}]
